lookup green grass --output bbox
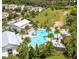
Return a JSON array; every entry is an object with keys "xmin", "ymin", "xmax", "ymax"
[
  {"xmin": 32, "ymin": 8, "xmax": 68, "ymax": 27},
  {"xmin": 33, "ymin": 8, "xmax": 64, "ymax": 21},
  {"xmin": 46, "ymin": 56, "xmax": 68, "ymax": 59}
]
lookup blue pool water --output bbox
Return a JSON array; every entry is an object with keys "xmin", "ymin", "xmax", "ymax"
[{"xmin": 30, "ymin": 29, "xmax": 49, "ymax": 47}]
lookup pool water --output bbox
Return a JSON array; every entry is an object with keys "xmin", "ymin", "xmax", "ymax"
[{"xmin": 30, "ymin": 29, "xmax": 49, "ymax": 47}]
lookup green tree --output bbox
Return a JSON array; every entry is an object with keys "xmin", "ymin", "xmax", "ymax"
[
  {"xmin": 31, "ymin": 11, "xmax": 36, "ymax": 18},
  {"xmin": 46, "ymin": 27, "xmax": 51, "ymax": 32},
  {"xmin": 15, "ymin": 7, "xmax": 21, "ymax": 12},
  {"xmin": 65, "ymin": 43, "xmax": 75, "ymax": 57},
  {"xmin": 20, "ymin": 29, "xmax": 26, "ymax": 38},
  {"xmin": 54, "ymin": 27, "xmax": 60, "ymax": 34},
  {"xmin": 54, "ymin": 27, "xmax": 60, "ymax": 40},
  {"xmin": 29, "ymin": 46, "xmax": 35, "ymax": 59},
  {"xmin": 17, "ymin": 37, "xmax": 31, "ymax": 59},
  {"xmin": 17, "ymin": 43, "xmax": 28, "ymax": 59},
  {"xmin": 32, "ymin": 21, "xmax": 39, "ymax": 30},
  {"xmin": 25, "ymin": 25, "xmax": 30, "ymax": 31},
  {"xmin": 46, "ymin": 41, "xmax": 54, "ymax": 56},
  {"xmin": 24, "ymin": 37, "xmax": 31, "ymax": 43},
  {"xmin": 2, "ymin": 18, "xmax": 8, "ymax": 26},
  {"xmin": 45, "ymin": 12, "xmax": 48, "ymax": 16},
  {"xmin": 62, "ymin": 36, "xmax": 71, "ymax": 45},
  {"xmin": 39, "ymin": 51, "xmax": 47, "ymax": 59},
  {"xmin": 48, "ymin": 33, "xmax": 54, "ymax": 41},
  {"xmin": 62, "ymin": 6, "xmax": 77, "ymax": 58},
  {"xmin": 35, "ymin": 44, "xmax": 40, "ymax": 57},
  {"xmin": 70, "ymin": 7, "xmax": 77, "ymax": 16}
]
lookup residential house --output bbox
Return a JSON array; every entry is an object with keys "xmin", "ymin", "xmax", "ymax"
[
  {"xmin": 24, "ymin": 5, "xmax": 32, "ymax": 11},
  {"xmin": 2, "ymin": 31, "xmax": 22, "ymax": 57},
  {"xmin": 46, "ymin": 37, "xmax": 65, "ymax": 54},
  {"xmin": 18, "ymin": 5, "xmax": 25, "ymax": 11},
  {"xmin": 10, "ymin": 19, "xmax": 31, "ymax": 32},
  {"xmin": 30, "ymin": 6, "xmax": 45, "ymax": 12},
  {"xmin": 2, "ymin": 12, "xmax": 9, "ymax": 19},
  {"xmin": 52, "ymin": 40, "xmax": 65, "ymax": 48},
  {"xmin": 52, "ymin": 39, "xmax": 65, "ymax": 54},
  {"xmin": 8, "ymin": 4, "xmax": 18, "ymax": 10},
  {"xmin": 60, "ymin": 29, "xmax": 70, "ymax": 36},
  {"xmin": 54, "ymin": 33, "xmax": 63, "ymax": 40},
  {"xmin": 2, "ymin": 4, "xmax": 8, "ymax": 9},
  {"xmin": 24, "ymin": 6, "xmax": 45, "ymax": 12}
]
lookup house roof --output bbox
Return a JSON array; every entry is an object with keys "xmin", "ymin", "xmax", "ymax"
[
  {"xmin": 54, "ymin": 33, "xmax": 63, "ymax": 39},
  {"xmin": 46, "ymin": 38, "xmax": 65, "ymax": 48},
  {"xmin": 8, "ymin": 4, "xmax": 18, "ymax": 9},
  {"xmin": 2, "ymin": 31, "xmax": 22, "ymax": 48},
  {"xmin": 60, "ymin": 29, "xmax": 70, "ymax": 36},
  {"xmin": 25, "ymin": 6, "xmax": 45, "ymax": 11},
  {"xmin": 2, "ymin": 4, "xmax": 8, "ymax": 7},
  {"xmin": 2, "ymin": 12, "xmax": 9, "ymax": 19},
  {"xmin": 8, "ymin": 4, "xmax": 17, "ymax": 7},
  {"xmin": 13, "ymin": 19, "xmax": 30, "ymax": 28},
  {"xmin": 52, "ymin": 40, "xmax": 65, "ymax": 48}
]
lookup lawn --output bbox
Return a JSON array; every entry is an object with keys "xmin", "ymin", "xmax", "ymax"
[
  {"xmin": 32, "ymin": 8, "xmax": 69, "ymax": 27},
  {"xmin": 46, "ymin": 56, "xmax": 68, "ymax": 59}
]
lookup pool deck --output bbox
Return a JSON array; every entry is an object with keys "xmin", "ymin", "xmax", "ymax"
[{"xmin": 21, "ymin": 27, "xmax": 70, "ymax": 48}]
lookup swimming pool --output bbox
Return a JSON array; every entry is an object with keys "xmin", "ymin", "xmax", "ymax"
[{"xmin": 30, "ymin": 28, "xmax": 50, "ymax": 47}]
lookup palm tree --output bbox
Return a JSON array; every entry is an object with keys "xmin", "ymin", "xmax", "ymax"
[
  {"xmin": 2, "ymin": 19, "xmax": 8, "ymax": 26},
  {"xmin": 35, "ymin": 44, "xmax": 40, "ymax": 57},
  {"xmin": 25, "ymin": 26, "xmax": 30, "ymax": 30},
  {"xmin": 20, "ymin": 29, "xmax": 26, "ymax": 38},
  {"xmin": 47, "ymin": 33, "xmax": 54, "ymax": 41},
  {"xmin": 24, "ymin": 37, "xmax": 31, "ymax": 44},
  {"xmin": 20, "ymin": 29, "xmax": 26, "ymax": 34},
  {"xmin": 46, "ymin": 41, "xmax": 54, "ymax": 56},
  {"xmin": 32, "ymin": 21, "xmax": 39, "ymax": 30},
  {"xmin": 29, "ymin": 46, "xmax": 35, "ymax": 59},
  {"xmin": 62, "ymin": 36, "xmax": 71, "ymax": 45},
  {"xmin": 31, "ymin": 11, "xmax": 36, "ymax": 18},
  {"xmin": 17, "ymin": 37, "xmax": 31, "ymax": 59},
  {"xmin": 54, "ymin": 27, "xmax": 60, "ymax": 40},
  {"xmin": 17, "ymin": 37, "xmax": 30, "ymax": 59},
  {"xmin": 55, "ymin": 27, "xmax": 60, "ymax": 33},
  {"xmin": 46, "ymin": 27, "xmax": 51, "ymax": 33}
]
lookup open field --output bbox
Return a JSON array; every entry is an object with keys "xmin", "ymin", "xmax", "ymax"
[{"xmin": 32, "ymin": 8, "xmax": 70, "ymax": 28}]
